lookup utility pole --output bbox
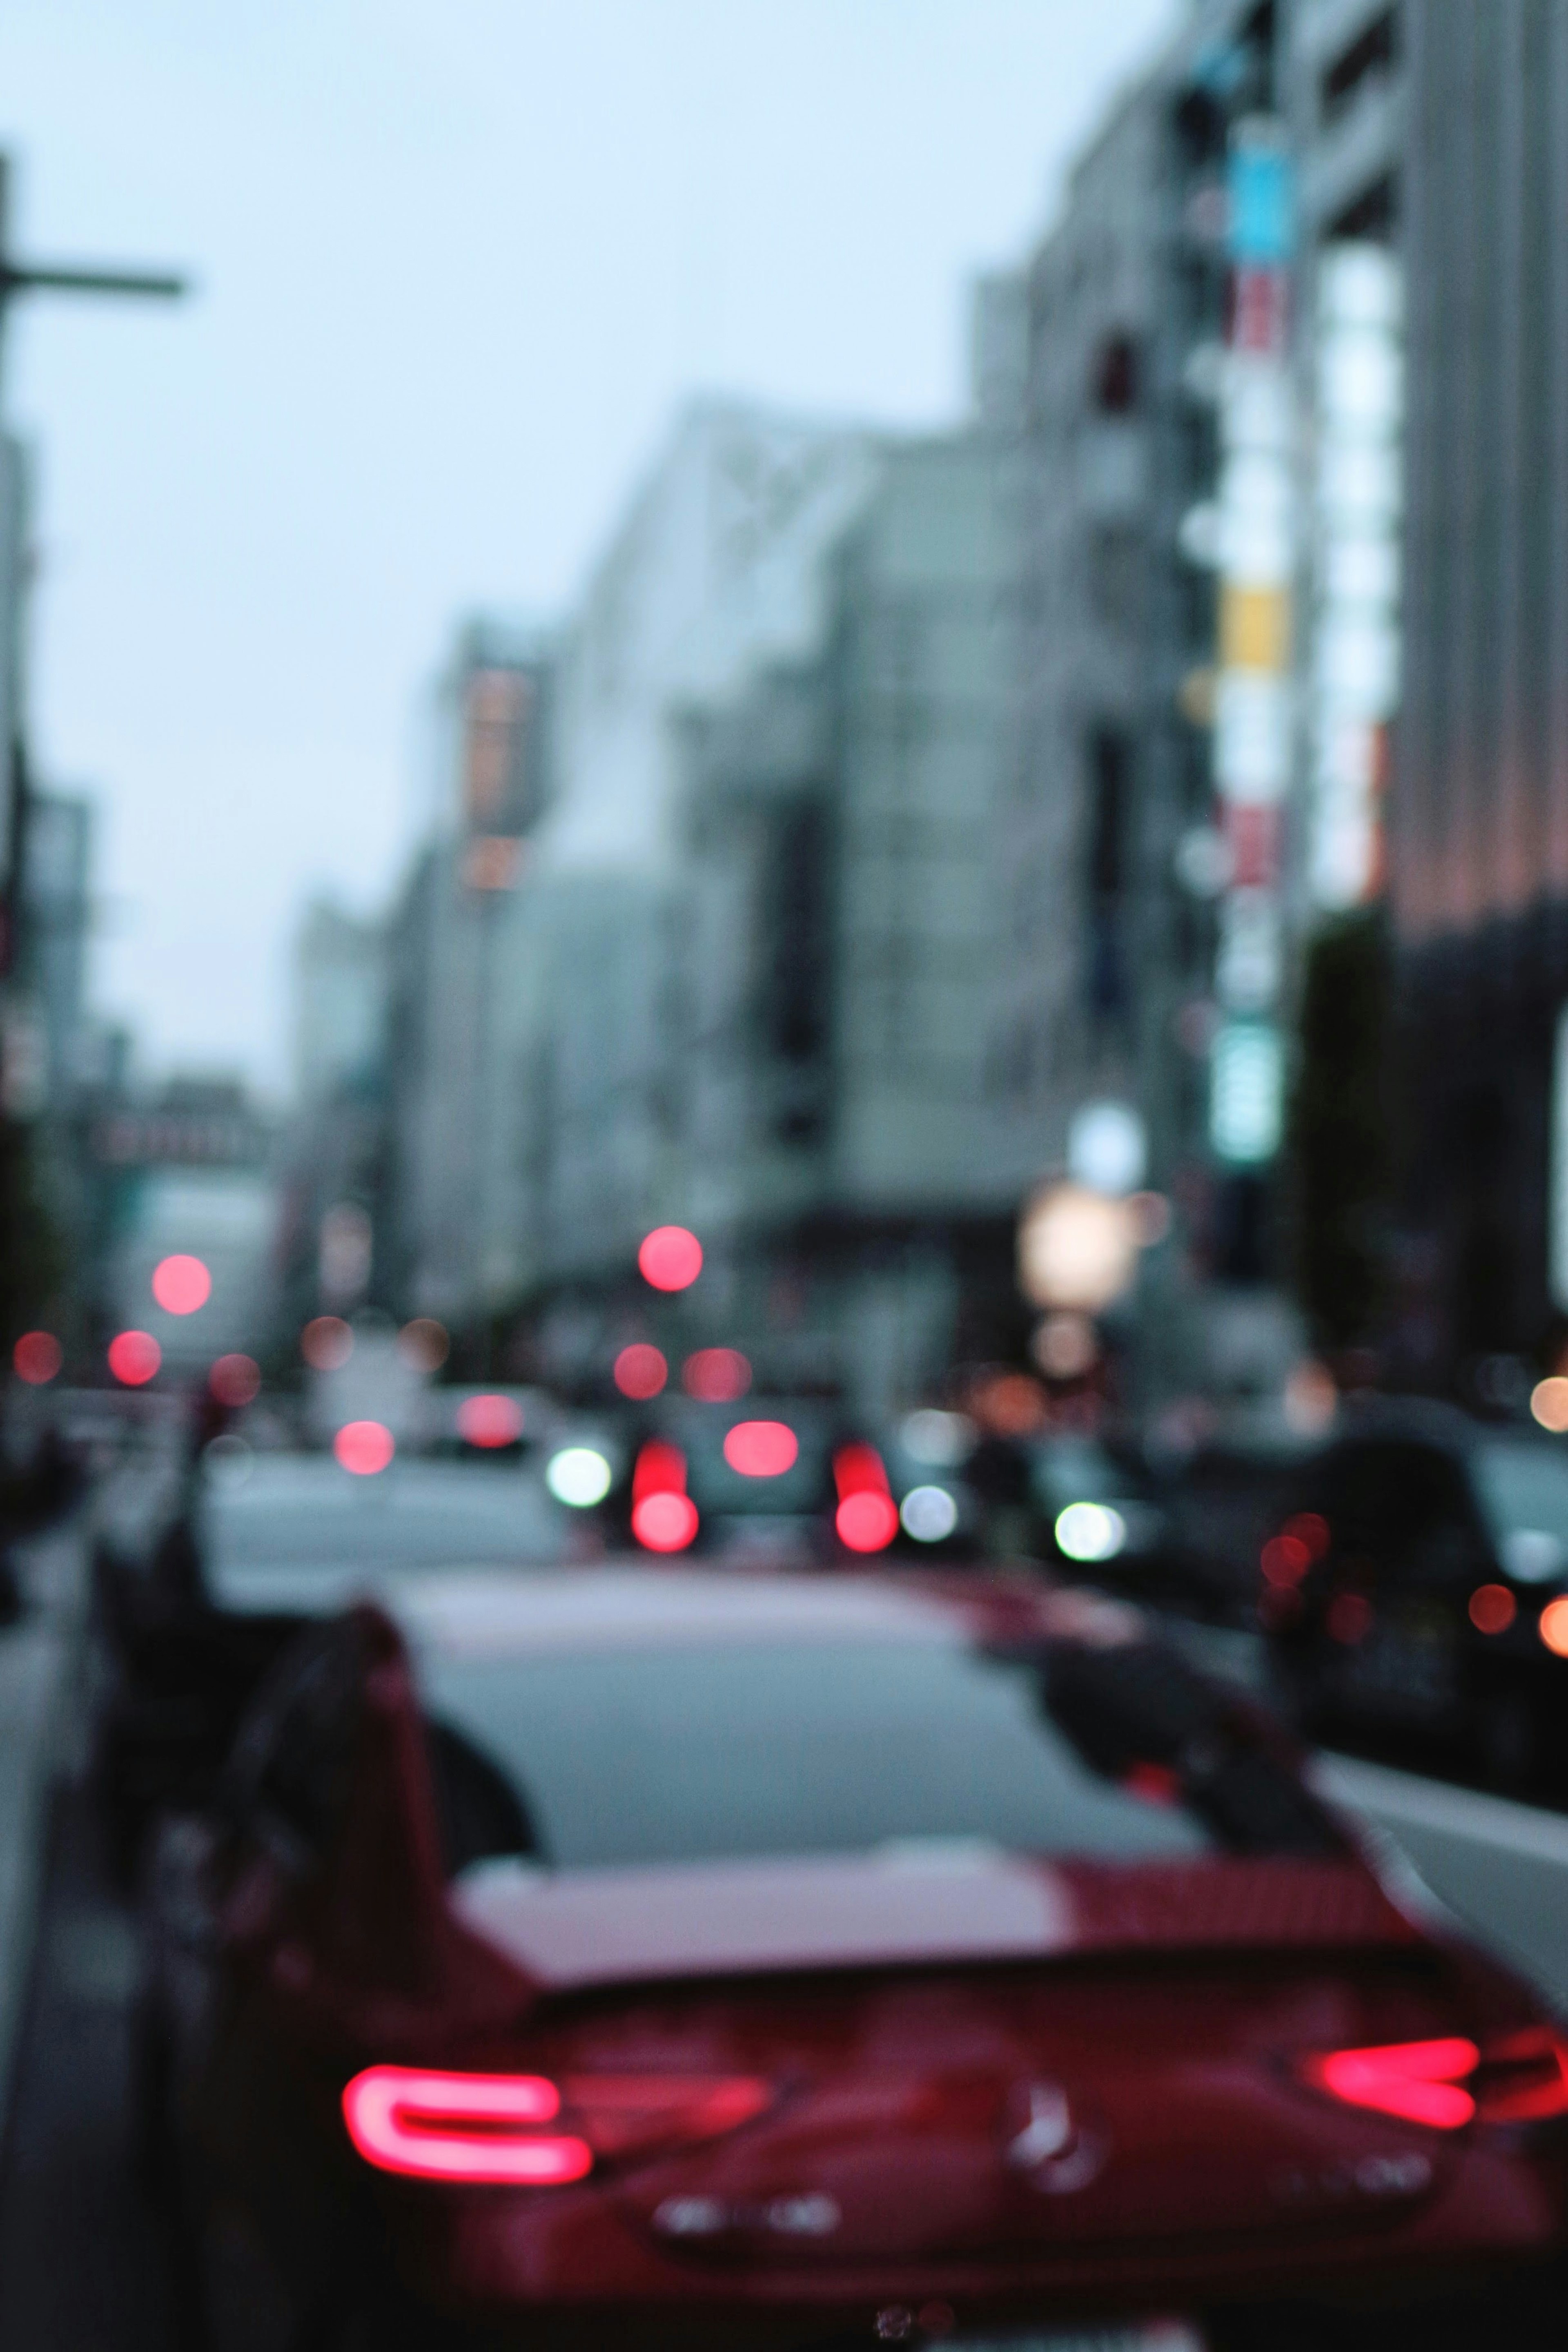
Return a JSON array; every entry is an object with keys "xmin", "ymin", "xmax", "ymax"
[{"xmin": 0, "ymin": 152, "xmax": 189, "ymax": 986}]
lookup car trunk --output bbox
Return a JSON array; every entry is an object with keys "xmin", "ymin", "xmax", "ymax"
[{"xmin": 453, "ymin": 1852, "xmax": 1470, "ymax": 2271}]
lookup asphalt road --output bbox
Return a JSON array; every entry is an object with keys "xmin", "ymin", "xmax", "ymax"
[{"xmin": 6, "ymin": 1676, "xmax": 1568, "ymax": 2348}]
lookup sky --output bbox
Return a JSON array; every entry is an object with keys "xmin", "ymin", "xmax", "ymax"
[{"xmin": 0, "ymin": 0, "xmax": 1176, "ymax": 1094}]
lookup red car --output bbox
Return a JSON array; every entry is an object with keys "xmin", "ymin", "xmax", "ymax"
[{"xmin": 138, "ymin": 1565, "xmax": 1568, "ymax": 2351}]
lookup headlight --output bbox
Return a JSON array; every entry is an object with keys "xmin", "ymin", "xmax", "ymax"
[
  {"xmin": 546, "ymin": 1447, "xmax": 613, "ymax": 1507},
  {"xmin": 900, "ymin": 1485, "xmax": 959, "ymax": 1543}
]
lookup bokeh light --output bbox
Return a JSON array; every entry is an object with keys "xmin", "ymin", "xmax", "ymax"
[
  {"xmin": 1468, "ymin": 1583, "xmax": 1517, "ymax": 1634},
  {"xmin": 152, "ymin": 1254, "xmax": 212, "ymax": 1315},
  {"xmin": 835, "ymin": 1491, "xmax": 899, "ymax": 1552},
  {"xmin": 1261, "ymin": 1534, "xmax": 1311, "ymax": 1587},
  {"xmin": 334, "ymin": 1420, "xmax": 394, "ymax": 1475},
  {"xmin": 632, "ymin": 1491, "xmax": 700, "ymax": 1552},
  {"xmin": 108, "ymin": 1330, "xmax": 161, "ymax": 1387},
  {"xmin": 901, "ymin": 1485, "xmax": 959, "ymax": 1543},
  {"xmin": 457, "ymin": 1393, "xmax": 524, "ymax": 1448},
  {"xmin": 546, "ymin": 1447, "xmax": 612, "ymax": 1507},
  {"xmin": 1539, "ymin": 1596, "xmax": 1568, "ymax": 1657},
  {"xmin": 302, "ymin": 1315, "xmax": 354, "ymax": 1371},
  {"xmin": 1531, "ymin": 1376, "xmax": 1568, "ymax": 1433},
  {"xmin": 12, "ymin": 1331, "xmax": 62, "ymax": 1385},
  {"xmin": 209, "ymin": 1353, "xmax": 261, "ymax": 1407},
  {"xmin": 613, "ymin": 1344, "xmax": 668, "ymax": 1400},
  {"xmin": 638, "ymin": 1226, "xmax": 703, "ymax": 1292},
  {"xmin": 1055, "ymin": 1501, "xmax": 1127, "ymax": 1563},
  {"xmin": 398, "ymin": 1317, "xmax": 450, "ymax": 1371},
  {"xmin": 684, "ymin": 1347, "xmax": 751, "ymax": 1402},
  {"xmin": 722, "ymin": 1420, "xmax": 797, "ymax": 1477}
]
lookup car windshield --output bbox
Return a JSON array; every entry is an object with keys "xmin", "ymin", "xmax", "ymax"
[
  {"xmin": 1472, "ymin": 1440, "xmax": 1568, "ymax": 1547},
  {"xmin": 421, "ymin": 1632, "xmax": 1336, "ymax": 1875}
]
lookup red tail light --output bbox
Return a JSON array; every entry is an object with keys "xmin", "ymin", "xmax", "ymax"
[
  {"xmin": 343, "ymin": 2067, "xmax": 771, "ymax": 2185},
  {"xmin": 342, "ymin": 2067, "xmax": 592, "ymax": 2184},
  {"xmin": 1300, "ymin": 2030, "xmax": 1568, "ymax": 2131},
  {"xmin": 631, "ymin": 1441, "xmax": 699, "ymax": 1552},
  {"xmin": 833, "ymin": 1442, "xmax": 898, "ymax": 1552}
]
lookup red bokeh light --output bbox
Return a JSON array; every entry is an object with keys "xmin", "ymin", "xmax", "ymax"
[
  {"xmin": 683, "ymin": 1347, "xmax": 751, "ymax": 1402},
  {"xmin": 1283, "ymin": 1511, "xmax": 1331, "ymax": 1559},
  {"xmin": 334, "ymin": 1419, "xmax": 394, "ymax": 1475},
  {"xmin": 1327, "ymin": 1590, "xmax": 1372, "ymax": 1645},
  {"xmin": 152, "ymin": 1254, "xmax": 212, "ymax": 1315},
  {"xmin": 1302, "ymin": 2038, "xmax": 1479, "ymax": 2131},
  {"xmin": 614, "ymin": 1344, "xmax": 668, "ymax": 1400},
  {"xmin": 108, "ymin": 1330, "xmax": 162, "ymax": 1387},
  {"xmin": 1469, "ymin": 1583, "xmax": 1517, "ymax": 1635},
  {"xmin": 302, "ymin": 1315, "xmax": 354, "ymax": 1371},
  {"xmin": 12, "ymin": 1331, "xmax": 62, "ymax": 1385},
  {"xmin": 722, "ymin": 1420, "xmax": 798, "ymax": 1477},
  {"xmin": 638, "ymin": 1226, "xmax": 703, "ymax": 1292},
  {"xmin": 1260, "ymin": 1534, "xmax": 1311, "ymax": 1587},
  {"xmin": 836, "ymin": 1491, "xmax": 899, "ymax": 1552},
  {"xmin": 457, "ymin": 1393, "xmax": 524, "ymax": 1448},
  {"xmin": 209, "ymin": 1353, "xmax": 261, "ymax": 1407},
  {"xmin": 632, "ymin": 1491, "xmax": 699, "ymax": 1552}
]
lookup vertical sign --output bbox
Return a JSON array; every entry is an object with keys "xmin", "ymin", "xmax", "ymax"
[{"xmin": 1209, "ymin": 120, "xmax": 1294, "ymax": 1166}]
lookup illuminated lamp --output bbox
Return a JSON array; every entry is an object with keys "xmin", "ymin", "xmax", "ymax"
[
  {"xmin": 209, "ymin": 1353, "xmax": 261, "ymax": 1407},
  {"xmin": 1539, "ymin": 1597, "xmax": 1568, "ymax": 1658},
  {"xmin": 722, "ymin": 1420, "xmax": 797, "ymax": 1477},
  {"xmin": 334, "ymin": 1420, "xmax": 394, "ymax": 1475},
  {"xmin": 683, "ymin": 1347, "xmax": 751, "ymax": 1403},
  {"xmin": 1468, "ymin": 1584, "xmax": 1516, "ymax": 1635},
  {"xmin": 1261, "ymin": 1534, "xmax": 1312, "ymax": 1587},
  {"xmin": 546, "ymin": 1448, "xmax": 612, "ymax": 1507},
  {"xmin": 638, "ymin": 1226, "xmax": 702, "ymax": 1292},
  {"xmin": 12, "ymin": 1331, "xmax": 62, "ymax": 1385},
  {"xmin": 1530, "ymin": 1376, "xmax": 1568, "ymax": 1434},
  {"xmin": 833, "ymin": 1443, "xmax": 898, "ymax": 1553},
  {"xmin": 342, "ymin": 2068, "xmax": 591, "ymax": 2186},
  {"xmin": 1056, "ymin": 1502, "xmax": 1127, "ymax": 1563},
  {"xmin": 108, "ymin": 1330, "xmax": 161, "ymax": 1387},
  {"xmin": 457, "ymin": 1394, "xmax": 524, "ymax": 1449},
  {"xmin": 631, "ymin": 1438, "xmax": 698, "ymax": 1552},
  {"xmin": 613, "ymin": 1344, "xmax": 668, "ymax": 1400},
  {"xmin": 1017, "ymin": 1181, "xmax": 1140, "ymax": 1314},
  {"xmin": 1282, "ymin": 1512, "xmax": 1330, "ymax": 1559},
  {"xmin": 302, "ymin": 1315, "xmax": 354, "ymax": 1371},
  {"xmin": 1300, "ymin": 2038, "xmax": 1479, "ymax": 2130},
  {"xmin": 152, "ymin": 1254, "xmax": 211, "ymax": 1315}
]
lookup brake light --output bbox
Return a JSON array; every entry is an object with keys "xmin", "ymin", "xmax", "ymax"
[
  {"xmin": 343, "ymin": 2067, "xmax": 771, "ymax": 2184},
  {"xmin": 342, "ymin": 2067, "xmax": 592, "ymax": 2184},
  {"xmin": 1472, "ymin": 2029, "xmax": 1568, "ymax": 2124},
  {"xmin": 1300, "ymin": 2038, "xmax": 1480, "ymax": 2129},
  {"xmin": 833, "ymin": 1442, "xmax": 898, "ymax": 1552},
  {"xmin": 631, "ymin": 1441, "xmax": 699, "ymax": 1552}
]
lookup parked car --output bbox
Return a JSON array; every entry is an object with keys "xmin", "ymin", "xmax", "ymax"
[
  {"xmin": 139, "ymin": 1562, "xmax": 1568, "ymax": 2350},
  {"xmin": 1260, "ymin": 1399, "xmax": 1568, "ymax": 1786}
]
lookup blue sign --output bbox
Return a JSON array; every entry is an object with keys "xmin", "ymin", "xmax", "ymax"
[{"xmin": 1228, "ymin": 134, "xmax": 1294, "ymax": 265}]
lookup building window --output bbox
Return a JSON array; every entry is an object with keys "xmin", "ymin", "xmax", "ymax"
[
  {"xmin": 759, "ymin": 794, "xmax": 832, "ymax": 1082},
  {"xmin": 1092, "ymin": 332, "xmax": 1140, "ymax": 416},
  {"xmin": 1321, "ymin": 9, "xmax": 1397, "ymax": 127}
]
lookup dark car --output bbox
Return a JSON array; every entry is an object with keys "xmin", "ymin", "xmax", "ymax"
[
  {"xmin": 139, "ymin": 1563, "xmax": 1568, "ymax": 2351},
  {"xmin": 1260, "ymin": 1401, "xmax": 1568, "ymax": 1786}
]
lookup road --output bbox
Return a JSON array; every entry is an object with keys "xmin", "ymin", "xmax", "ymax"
[{"xmin": 5, "ymin": 1610, "xmax": 1568, "ymax": 2347}]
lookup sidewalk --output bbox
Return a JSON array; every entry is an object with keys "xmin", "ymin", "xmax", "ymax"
[{"xmin": 0, "ymin": 1520, "xmax": 86, "ymax": 2133}]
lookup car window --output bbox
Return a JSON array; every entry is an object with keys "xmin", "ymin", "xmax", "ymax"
[
  {"xmin": 226, "ymin": 1627, "xmax": 365, "ymax": 1862},
  {"xmin": 1472, "ymin": 1441, "xmax": 1568, "ymax": 1576},
  {"xmin": 419, "ymin": 1634, "xmax": 1339, "ymax": 1875}
]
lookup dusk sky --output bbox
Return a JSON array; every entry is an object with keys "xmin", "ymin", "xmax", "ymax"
[{"xmin": 0, "ymin": 0, "xmax": 1174, "ymax": 1092}]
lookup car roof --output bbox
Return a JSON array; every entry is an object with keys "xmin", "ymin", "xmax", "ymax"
[{"xmin": 384, "ymin": 1563, "xmax": 1141, "ymax": 1667}]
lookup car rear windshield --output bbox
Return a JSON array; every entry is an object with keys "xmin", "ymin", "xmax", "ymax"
[{"xmin": 421, "ymin": 1634, "xmax": 1339, "ymax": 1877}]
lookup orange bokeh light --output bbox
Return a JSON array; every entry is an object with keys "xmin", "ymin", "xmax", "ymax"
[
  {"xmin": 12, "ymin": 1331, "xmax": 62, "ymax": 1385},
  {"xmin": 334, "ymin": 1419, "xmax": 394, "ymax": 1475},
  {"xmin": 613, "ymin": 1344, "xmax": 668, "ymax": 1400},
  {"xmin": 684, "ymin": 1347, "xmax": 751, "ymax": 1403},
  {"xmin": 638, "ymin": 1226, "xmax": 703, "ymax": 1292},
  {"xmin": 108, "ymin": 1330, "xmax": 162, "ymax": 1387},
  {"xmin": 1539, "ymin": 1596, "xmax": 1568, "ymax": 1658},
  {"xmin": 1531, "ymin": 1376, "xmax": 1568, "ymax": 1433},
  {"xmin": 152, "ymin": 1254, "xmax": 212, "ymax": 1315},
  {"xmin": 209, "ymin": 1353, "xmax": 261, "ymax": 1407}
]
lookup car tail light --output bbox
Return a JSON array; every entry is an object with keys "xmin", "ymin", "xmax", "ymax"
[
  {"xmin": 343, "ymin": 2066, "xmax": 771, "ymax": 2185},
  {"xmin": 833, "ymin": 1442, "xmax": 898, "ymax": 1552},
  {"xmin": 342, "ymin": 2067, "xmax": 593, "ymax": 2184},
  {"xmin": 1299, "ymin": 2030, "xmax": 1568, "ymax": 2131},
  {"xmin": 631, "ymin": 1441, "xmax": 699, "ymax": 1552}
]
